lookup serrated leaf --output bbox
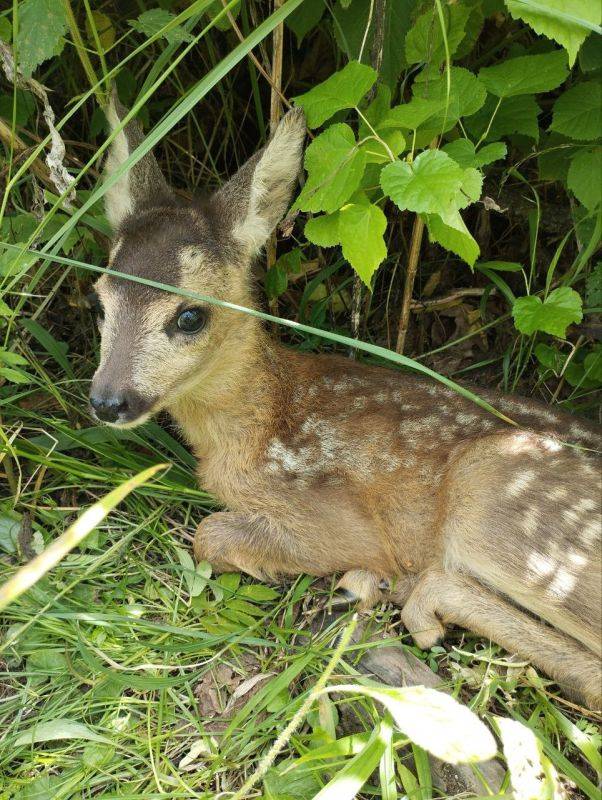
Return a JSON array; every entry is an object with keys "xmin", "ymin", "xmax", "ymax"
[
  {"xmin": 15, "ymin": 719, "xmax": 109, "ymax": 746},
  {"xmin": 176, "ymin": 548, "xmax": 211, "ymax": 597},
  {"xmin": 130, "ymin": 9, "xmax": 193, "ymax": 44},
  {"xmin": 359, "ymin": 90, "xmax": 407, "ymax": 161},
  {"xmin": 326, "ymin": 684, "xmax": 497, "ymax": 764},
  {"xmin": 413, "ymin": 67, "xmax": 487, "ymax": 126},
  {"xmin": 479, "ymin": 50, "xmax": 568, "ymax": 97},
  {"xmin": 304, "ymin": 212, "xmax": 341, "ymax": 247},
  {"xmin": 293, "ymin": 61, "xmax": 377, "ymax": 128},
  {"xmin": 568, "ymin": 148, "xmax": 602, "ymax": 211},
  {"xmin": 443, "ymin": 139, "xmax": 507, "ymax": 170},
  {"xmin": 285, "ymin": 0, "xmax": 325, "ymax": 46},
  {"xmin": 550, "ymin": 81, "xmax": 602, "ymax": 141},
  {"xmin": 456, "ymin": 167, "xmax": 483, "ymax": 209},
  {"xmin": 426, "ymin": 211, "xmax": 480, "ymax": 266},
  {"xmin": 505, "ymin": 0, "xmax": 600, "ymax": 67},
  {"xmin": 295, "ymin": 124, "xmax": 366, "ymax": 213},
  {"xmin": 512, "ymin": 287, "xmax": 583, "ymax": 337},
  {"xmin": 466, "ymin": 94, "xmax": 541, "ymax": 142},
  {"xmin": 339, "ymin": 200, "xmax": 387, "ymax": 287},
  {"xmin": 405, "ymin": 4, "xmax": 471, "ymax": 65},
  {"xmin": 381, "ymin": 150, "xmax": 464, "ymax": 219},
  {"xmin": 382, "ymin": 97, "xmax": 446, "ymax": 131},
  {"xmin": 16, "ymin": 0, "xmax": 68, "ymax": 77},
  {"xmin": 475, "ymin": 141, "xmax": 507, "ymax": 167}
]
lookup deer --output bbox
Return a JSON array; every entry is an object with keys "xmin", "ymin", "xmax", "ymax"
[{"xmin": 89, "ymin": 96, "xmax": 602, "ymax": 710}]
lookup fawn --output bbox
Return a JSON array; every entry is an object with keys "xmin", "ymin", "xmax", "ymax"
[{"xmin": 89, "ymin": 98, "xmax": 601, "ymax": 709}]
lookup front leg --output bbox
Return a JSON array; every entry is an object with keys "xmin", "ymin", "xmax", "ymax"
[{"xmin": 193, "ymin": 512, "xmax": 273, "ymax": 581}]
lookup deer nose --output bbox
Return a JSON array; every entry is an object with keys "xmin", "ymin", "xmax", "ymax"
[{"xmin": 89, "ymin": 392, "xmax": 129, "ymax": 423}]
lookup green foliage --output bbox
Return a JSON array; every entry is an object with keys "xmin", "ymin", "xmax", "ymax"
[
  {"xmin": 550, "ymin": 80, "xmax": 602, "ymax": 139},
  {"xmin": 129, "ymin": 8, "xmax": 194, "ymax": 43},
  {"xmin": 512, "ymin": 287, "xmax": 583, "ymax": 337},
  {"xmin": 16, "ymin": 0, "xmax": 68, "ymax": 77},
  {"xmin": 293, "ymin": 61, "xmax": 377, "ymax": 128},
  {"xmin": 567, "ymin": 148, "xmax": 602, "ymax": 210},
  {"xmin": 478, "ymin": 50, "xmax": 569, "ymax": 97}
]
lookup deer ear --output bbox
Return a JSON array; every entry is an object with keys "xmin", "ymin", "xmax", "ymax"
[
  {"xmin": 103, "ymin": 90, "xmax": 174, "ymax": 231},
  {"xmin": 215, "ymin": 108, "xmax": 306, "ymax": 256}
]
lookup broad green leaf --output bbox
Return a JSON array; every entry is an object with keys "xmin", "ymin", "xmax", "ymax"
[
  {"xmin": 85, "ymin": 10, "xmax": 115, "ymax": 50},
  {"xmin": 292, "ymin": 61, "xmax": 377, "ymax": 128},
  {"xmin": 497, "ymin": 717, "xmax": 561, "ymax": 800},
  {"xmin": 359, "ymin": 90, "xmax": 407, "ymax": 161},
  {"xmin": 305, "ymin": 212, "xmax": 341, "ymax": 247},
  {"xmin": 381, "ymin": 150, "xmax": 464, "ymax": 219},
  {"xmin": 265, "ymin": 264, "xmax": 288, "ymax": 300},
  {"xmin": 295, "ymin": 124, "xmax": 366, "ymax": 213},
  {"xmin": 405, "ymin": 4, "xmax": 471, "ymax": 65},
  {"xmin": 568, "ymin": 148, "xmax": 602, "ymax": 210},
  {"xmin": 176, "ymin": 547, "xmax": 211, "ymax": 597},
  {"xmin": 285, "ymin": 0, "xmax": 324, "ymax": 45},
  {"xmin": 444, "ymin": 139, "xmax": 507, "ymax": 169},
  {"xmin": 456, "ymin": 167, "xmax": 483, "ymax": 210},
  {"xmin": 512, "ymin": 287, "xmax": 583, "ymax": 337},
  {"xmin": 426, "ymin": 211, "xmax": 480, "ymax": 267},
  {"xmin": 16, "ymin": 0, "xmax": 68, "ymax": 77},
  {"xmin": 505, "ymin": 0, "xmax": 601, "ymax": 67},
  {"xmin": 263, "ymin": 756, "xmax": 321, "ymax": 799},
  {"xmin": 0, "ymin": 514, "xmax": 20, "ymax": 554},
  {"xmin": 478, "ymin": 50, "xmax": 568, "ymax": 97},
  {"xmin": 0, "ymin": 366, "xmax": 33, "ymax": 384},
  {"xmin": 15, "ymin": 719, "xmax": 109, "ymax": 746},
  {"xmin": 413, "ymin": 67, "xmax": 487, "ymax": 126},
  {"xmin": 0, "ymin": 90, "xmax": 36, "ymax": 127},
  {"xmin": 325, "ymin": 684, "xmax": 497, "ymax": 764},
  {"xmin": 550, "ymin": 81, "xmax": 602, "ymax": 140},
  {"xmin": 584, "ymin": 346, "xmax": 602, "ymax": 383},
  {"xmin": 381, "ymin": 97, "xmax": 445, "ymax": 131},
  {"xmin": 338, "ymin": 200, "xmax": 387, "ymax": 287},
  {"xmin": 312, "ymin": 722, "xmax": 389, "ymax": 799},
  {"xmin": 465, "ymin": 94, "xmax": 541, "ymax": 141},
  {"xmin": 129, "ymin": 9, "xmax": 194, "ymax": 43},
  {"xmin": 579, "ymin": 32, "xmax": 602, "ymax": 72}
]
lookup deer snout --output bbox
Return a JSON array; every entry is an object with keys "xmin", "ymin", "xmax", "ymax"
[{"xmin": 89, "ymin": 382, "xmax": 151, "ymax": 426}]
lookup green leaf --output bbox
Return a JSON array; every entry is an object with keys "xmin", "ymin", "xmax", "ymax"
[
  {"xmin": 338, "ymin": 200, "xmax": 387, "ymax": 288},
  {"xmin": 512, "ymin": 287, "xmax": 583, "ymax": 337},
  {"xmin": 15, "ymin": 719, "xmax": 109, "ymax": 747},
  {"xmin": 0, "ymin": 90, "xmax": 37, "ymax": 127},
  {"xmin": 263, "ymin": 757, "xmax": 321, "ymax": 800},
  {"xmin": 444, "ymin": 139, "xmax": 507, "ymax": 169},
  {"xmin": 312, "ymin": 722, "xmax": 389, "ymax": 799},
  {"xmin": 426, "ymin": 211, "xmax": 480, "ymax": 267},
  {"xmin": 325, "ymin": 684, "xmax": 497, "ymax": 764},
  {"xmin": 292, "ymin": 61, "xmax": 377, "ymax": 128},
  {"xmin": 579, "ymin": 33, "xmax": 602, "ymax": 71},
  {"xmin": 381, "ymin": 150, "xmax": 465, "ymax": 219},
  {"xmin": 381, "ymin": 97, "xmax": 446, "ymax": 131},
  {"xmin": 359, "ymin": 88, "xmax": 406, "ymax": 162},
  {"xmin": 568, "ymin": 148, "xmax": 602, "ymax": 210},
  {"xmin": 466, "ymin": 94, "xmax": 541, "ymax": 141},
  {"xmin": 0, "ymin": 366, "xmax": 33, "ymax": 384},
  {"xmin": 21, "ymin": 318, "xmax": 73, "ymax": 378},
  {"xmin": 478, "ymin": 50, "xmax": 568, "ymax": 97},
  {"xmin": 305, "ymin": 212, "xmax": 341, "ymax": 247},
  {"xmin": 0, "ymin": 514, "xmax": 20, "ymax": 554},
  {"xmin": 265, "ymin": 264, "xmax": 288, "ymax": 300},
  {"xmin": 175, "ymin": 547, "xmax": 211, "ymax": 597},
  {"xmin": 285, "ymin": 0, "xmax": 324, "ymax": 46},
  {"xmin": 505, "ymin": 0, "xmax": 601, "ymax": 67},
  {"xmin": 405, "ymin": 4, "xmax": 471, "ymax": 65},
  {"xmin": 129, "ymin": 9, "xmax": 194, "ymax": 43},
  {"xmin": 550, "ymin": 81, "xmax": 602, "ymax": 140},
  {"xmin": 474, "ymin": 141, "xmax": 507, "ymax": 167},
  {"xmin": 16, "ymin": 0, "xmax": 68, "ymax": 77},
  {"xmin": 295, "ymin": 124, "xmax": 366, "ymax": 213},
  {"xmin": 477, "ymin": 260, "xmax": 524, "ymax": 271},
  {"xmin": 413, "ymin": 67, "xmax": 488, "ymax": 126}
]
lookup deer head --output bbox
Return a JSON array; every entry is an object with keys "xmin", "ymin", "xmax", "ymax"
[{"xmin": 89, "ymin": 96, "xmax": 305, "ymax": 427}]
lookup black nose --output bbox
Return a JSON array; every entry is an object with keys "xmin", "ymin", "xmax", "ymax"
[{"xmin": 89, "ymin": 393, "xmax": 129, "ymax": 423}]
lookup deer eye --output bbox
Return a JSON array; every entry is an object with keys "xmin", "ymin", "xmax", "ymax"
[{"xmin": 177, "ymin": 307, "xmax": 207, "ymax": 334}]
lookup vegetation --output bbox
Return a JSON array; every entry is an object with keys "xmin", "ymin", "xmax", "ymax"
[{"xmin": 0, "ymin": 0, "xmax": 601, "ymax": 797}]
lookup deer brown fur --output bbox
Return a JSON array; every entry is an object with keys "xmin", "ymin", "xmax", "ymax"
[{"xmin": 90, "ymin": 98, "xmax": 602, "ymax": 709}]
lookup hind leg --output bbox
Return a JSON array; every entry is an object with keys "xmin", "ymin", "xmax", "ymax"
[{"xmin": 403, "ymin": 569, "xmax": 601, "ymax": 709}]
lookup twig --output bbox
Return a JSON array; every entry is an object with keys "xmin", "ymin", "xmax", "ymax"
[{"xmin": 395, "ymin": 214, "xmax": 425, "ymax": 353}]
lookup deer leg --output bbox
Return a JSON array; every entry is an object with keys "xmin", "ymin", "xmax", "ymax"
[
  {"xmin": 333, "ymin": 570, "xmax": 384, "ymax": 609},
  {"xmin": 403, "ymin": 569, "xmax": 602, "ymax": 709},
  {"xmin": 193, "ymin": 512, "xmax": 273, "ymax": 581}
]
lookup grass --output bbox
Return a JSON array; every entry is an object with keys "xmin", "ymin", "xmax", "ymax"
[{"xmin": 1, "ymin": 1, "xmax": 601, "ymax": 797}]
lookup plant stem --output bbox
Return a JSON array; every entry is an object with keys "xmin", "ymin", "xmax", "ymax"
[
  {"xmin": 267, "ymin": 0, "xmax": 284, "ymax": 333},
  {"xmin": 395, "ymin": 213, "xmax": 425, "ymax": 354}
]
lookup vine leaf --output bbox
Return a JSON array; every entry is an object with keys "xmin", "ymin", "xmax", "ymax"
[
  {"xmin": 478, "ymin": 50, "xmax": 568, "ymax": 97},
  {"xmin": 568, "ymin": 148, "xmax": 602, "ymax": 210},
  {"xmin": 550, "ymin": 81, "xmax": 602, "ymax": 140},
  {"xmin": 505, "ymin": 0, "xmax": 601, "ymax": 67},
  {"xmin": 405, "ymin": 4, "xmax": 471, "ymax": 66},
  {"xmin": 338, "ymin": 199, "xmax": 387, "ymax": 288},
  {"xmin": 295, "ymin": 124, "xmax": 366, "ymax": 214},
  {"xmin": 413, "ymin": 66, "xmax": 487, "ymax": 127},
  {"xmin": 443, "ymin": 139, "xmax": 506, "ymax": 169},
  {"xmin": 465, "ymin": 94, "xmax": 541, "ymax": 141},
  {"xmin": 293, "ymin": 61, "xmax": 377, "ymax": 128},
  {"xmin": 16, "ymin": 0, "xmax": 68, "ymax": 77},
  {"xmin": 305, "ymin": 212, "xmax": 341, "ymax": 247},
  {"xmin": 512, "ymin": 287, "xmax": 583, "ymax": 337},
  {"xmin": 130, "ymin": 9, "xmax": 194, "ymax": 43},
  {"xmin": 380, "ymin": 150, "xmax": 465, "ymax": 219},
  {"xmin": 425, "ymin": 211, "xmax": 480, "ymax": 267}
]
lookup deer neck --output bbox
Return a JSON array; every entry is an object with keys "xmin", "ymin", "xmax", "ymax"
[{"xmin": 166, "ymin": 315, "xmax": 281, "ymax": 458}]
